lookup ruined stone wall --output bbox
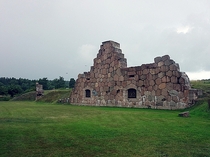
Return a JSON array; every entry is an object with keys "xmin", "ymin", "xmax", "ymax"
[
  {"xmin": 36, "ymin": 82, "xmax": 44, "ymax": 100},
  {"xmin": 70, "ymin": 41, "xmax": 195, "ymax": 109}
]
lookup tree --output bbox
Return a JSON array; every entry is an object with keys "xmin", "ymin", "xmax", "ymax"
[
  {"xmin": 8, "ymin": 85, "xmax": 23, "ymax": 97},
  {"xmin": 0, "ymin": 85, "xmax": 8, "ymax": 95},
  {"xmin": 69, "ymin": 78, "xmax": 75, "ymax": 88},
  {"xmin": 38, "ymin": 78, "xmax": 48, "ymax": 90},
  {"xmin": 52, "ymin": 76, "xmax": 65, "ymax": 89}
]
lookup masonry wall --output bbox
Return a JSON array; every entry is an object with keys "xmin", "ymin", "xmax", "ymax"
[{"xmin": 70, "ymin": 41, "xmax": 194, "ymax": 109}]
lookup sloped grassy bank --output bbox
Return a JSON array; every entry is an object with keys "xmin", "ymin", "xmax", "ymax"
[
  {"xmin": 10, "ymin": 89, "xmax": 71, "ymax": 103},
  {"xmin": 36, "ymin": 89, "xmax": 71, "ymax": 103}
]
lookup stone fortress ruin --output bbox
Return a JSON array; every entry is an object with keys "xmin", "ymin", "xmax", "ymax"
[{"xmin": 70, "ymin": 41, "xmax": 198, "ymax": 109}]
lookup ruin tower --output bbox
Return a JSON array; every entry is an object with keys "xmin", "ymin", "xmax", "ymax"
[
  {"xmin": 70, "ymin": 41, "xmax": 197, "ymax": 109},
  {"xmin": 36, "ymin": 82, "xmax": 43, "ymax": 100}
]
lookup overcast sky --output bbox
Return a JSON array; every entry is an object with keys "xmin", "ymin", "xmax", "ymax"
[{"xmin": 0, "ymin": 0, "xmax": 210, "ymax": 80}]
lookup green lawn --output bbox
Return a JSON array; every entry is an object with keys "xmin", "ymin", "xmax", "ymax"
[{"xmin": 0, "ymin": 101, "xmax": 210, "ymax": 157}]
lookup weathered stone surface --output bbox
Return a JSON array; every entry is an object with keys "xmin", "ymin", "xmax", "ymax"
[
  {"xmin": 153, "ymin": 85, "xmax": 158, "ymax": 90},
  {"xmin": 179, "ymin": 77, "xmax": 185, "ymax": 84},
  {"xmin": 172, "ymin": 96, "xmax": 179, "ymax": 103},
  {"xmin": 138, "ymin": 80, "xmax": 144, "ymax": 86},
  {"xmin": 114, "ymin": 74, "xmax": 119, "ymax": 81},
  {"xmin": 143, "ymin": 69, "xmax": 149, "ymax": 74},
  {"xmin": 128, "ymin": 71, "xmax": 136, "ymax": 75},
  {"xmin": 119, "ymin": 75, "xmax": 124, "ymax": 81},
  {"xmin": 140, "ymin": 75, "xmax": 146, "ymax": 80},
  {"xmin": 159, "ymin": 83, "xmax": 166, "ymax": 89},
  {"xmin": 147, "ymin": 74, "xmax": 153, "ymax": 80},
  {"xmin": 155, "ymin": 78, "xmax": 161, "ymax": 85},
  {"xmin": 162, "ymin": 55, "xmax": 170, "ymax": 61},
  {"xmin": 164, "ymin": 59, "xmax": 174, "ymax": 66},
  {"xmin": 122, "ymin": 81, "xmax": 127, "ymax": 87},
  {"xmin": 178, "ymin": 111, "xmax": 189, "ymax": 117},
  {"xmin": 156, "ymin": 89, "xmax": 161, "ymax": 96},
  {"xmin": 149, "ymin": 80, "xmax": 155, "ymax": 86},
  {"xmin": 161, "ymin": 76, "xmax": 170, "ymax": 83},
  {"xmin": 144, "ymin": 80, "xmax": 150, "ymax": 87},
  {"xmin": 154, "ymin": 56, "xmax": 162, "ymax": 63},
  {"xmin": 166, "ymin": 70, "xmax": 173, "ymax": 77},
  {"xmin": 160, "ymin": 66, "xmax": 169, "ymax": 72},
  {"xmin": 174, "ymin": 84, "xmax": 181, "ymax": 91},
  {"xmin": 148, "ymin": 86, "xmax": 153, "ymax": 91},
  {"xmin": 155, "ymin": 68, "xmax": 161, "ymax": 74},
  {"xmin": 161, "ymin": 88, "xmax": 168, "ymax": 96},
  {"xmin": 158, "ymin": 61, "xmax": 164, "ymax": 67},
  {"xmin": 150, "ymin": 69, "xmax": 156, "ymax": 74},
  {"xmin": 168, "ymin": 90, "xmax": 179, "ymax": 96},
  {"xmin": 170, "ymin": 64, "xmax": 179, "ymax": 71},
  {"xmin": 158, "ymin": 72, "xmax": 165, "ymax": 78},
  {"xmin": 70, "ymin": 40, "xmax": 198, "ymax": 110},
  {"xmin": 171, "ymin": 76, "xmax": 178, "ymax": 83}
]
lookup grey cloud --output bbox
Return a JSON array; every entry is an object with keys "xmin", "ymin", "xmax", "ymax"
[{"xmin": 0, "ymin": 0, "xmax": 210, "ymax": 80}]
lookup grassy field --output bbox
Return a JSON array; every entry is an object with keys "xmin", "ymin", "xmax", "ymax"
[{"xmin": 0, "ymin": 101, "xmax": 210, "ymax": 157}]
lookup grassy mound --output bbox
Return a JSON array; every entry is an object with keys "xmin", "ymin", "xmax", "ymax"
[
  {"xmin": 10, "ymin": 89, "xmax": 71, "ymax": 103},
  {"xmin": 11, "ymin": 91, "xmax": 36, "ymax": 101},
  {"xmin": 37, "ymin": 89, "xmax": 71, "ymax": 103},
  {"xmin": 191, "ymin": 80, "xmax": 210, "ymax": 98},
  {"xmin": 187, "ymin": 99, "xmax": 210, "ymax": 119}
]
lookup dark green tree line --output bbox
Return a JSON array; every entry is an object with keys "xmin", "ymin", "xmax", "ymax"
[
  {"xmin": 69, "ymin": 78, "xmax": 76, "ymax": 88},
  {"xmin": 0, "ymin": 76, "xmax": 75, "ymax": 97}
]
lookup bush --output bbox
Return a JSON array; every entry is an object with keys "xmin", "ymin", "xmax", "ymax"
[{"xmin": 0, "ymin": 96, "xmax": 10, "ymax": 101}]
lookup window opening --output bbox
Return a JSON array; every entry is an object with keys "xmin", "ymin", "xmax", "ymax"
[
  {"xmin": 128, "ymin": 88, "xmax": 136, "ymax": 98},
  {"xmin": 85, "ymin": 89, "xmax": 91, "ymax": 98},
  {"xmin": 129, "ymin": 75, "xmax": 135, "ymax": 78}
]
